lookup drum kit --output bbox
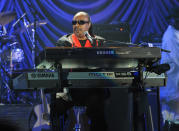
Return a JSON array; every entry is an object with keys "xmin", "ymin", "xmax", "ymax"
[{"xmin": 0, "ymin": 11, "xmax": 47, "ymax": 103}]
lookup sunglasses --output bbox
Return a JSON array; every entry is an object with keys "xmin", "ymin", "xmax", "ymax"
[{"xmin": 72, "ymin": 20, "xmax": 89, "ymax": 25}]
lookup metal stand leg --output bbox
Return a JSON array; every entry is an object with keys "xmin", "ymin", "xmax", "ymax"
[
  {"xmin": 133, "ymin": 91, "xmax": 154, "ymax": 131},
  {"xmin": 157, "ymin": 87, "xmax": 161, "ymax": 131},
  {"xmin": 0, "ymin": 64, "xmax": 14, "ymax": 104},
  {"xmin": 73, "ymin": 106, "xmax": 86, "ymax": 131},
  {"xmin": 132, "ymin": 64, "xmax": 155, "ymax": 131}
]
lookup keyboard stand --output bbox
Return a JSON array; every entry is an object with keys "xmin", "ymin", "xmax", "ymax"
[
  {"xmin": 73, "ymin": 106, "xmax": 87, "ymax": 131},
  {"xmin": 132, "ymin": 65, "xmax": 154, "ymax": 131}
]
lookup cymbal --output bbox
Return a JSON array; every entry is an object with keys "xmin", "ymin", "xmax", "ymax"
[
  {"xmin": 0, "ymin": 11, "xmax": 16, "ymax": 26},
  {"xmin": 13, "ymin": 20, "xmax": 48, "ymax": 34}
]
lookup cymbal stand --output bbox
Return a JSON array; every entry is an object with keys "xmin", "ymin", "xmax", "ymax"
[
  {"xmin": 31, "ymin": 11, "xmax": 37, "ymax": 69},
  {"xmin": 31, "ymin": 28, "xmax": 35, "ymax": 69},
  {"xmin": 23, "ymin": 14, "xmax": 38, "ymax": 103},
  {"xmin": 23, "ymin": 18, "xmax": 35, "ymax": 68},
  {"xmin": 23, "ymin": 0, "xmax": 37, "ymax": 69}
]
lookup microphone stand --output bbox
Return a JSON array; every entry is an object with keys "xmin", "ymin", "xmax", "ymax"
[
  {"xmin": 32, "ymin": 5, "xmax": 38, "ymax": 69},
  {"xmin": 31, "ymin": 13, "xmax": 37, "ymax": 69},
  {"xmin": 32, "ymin": 28, "xmax": 36, "ymax": 69},
  {"xmin": 12, "ymin": 13, "xmax": 26, "ymax": 28},
  {"xmin": 23, "ymin": 0, "xmax": 37, "ymax": 69}
]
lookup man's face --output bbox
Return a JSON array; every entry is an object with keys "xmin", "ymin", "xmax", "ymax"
[{"xmin": 72, "ymin": 15, "xmax": 91, "ymax": 39}]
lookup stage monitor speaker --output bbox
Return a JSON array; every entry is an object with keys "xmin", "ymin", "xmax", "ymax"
[
  {"xmin": 93, "ymin": 23, "xmax": 131, "ymax": 42},
  {"xmin": 0, "ymin": 104, "xmax": 35, "ymax": 131}
]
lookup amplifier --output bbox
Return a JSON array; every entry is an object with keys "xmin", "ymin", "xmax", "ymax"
[{"xmin": 93, "ymin": 23, "xmax": 131, "ymax": 42}]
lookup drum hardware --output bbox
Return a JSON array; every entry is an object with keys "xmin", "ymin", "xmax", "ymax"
[
  {"xmin": 0, "ymin": 12, "xmax": 15, "ymax": 103},
  {"xmin": 0, "ymin": 10, "xmax": 47, "ymax": 104},
  {"xmin": 0, "ymin": 11, "xmax": 16, "ymax": 46},
  {"xmin": 10, "ymin": 10, "xmax": 48, "ymax": 104},
  {"xmin": 0, "ymin": 11, "xmax": 25, "ymax": 104},
  {"xmin": 12, "ymin": 20, "xmax": 48, "ymax": 34},
  {"xmin": 13, "ymin": 16, "xmax": 48, "ymax": 68}
]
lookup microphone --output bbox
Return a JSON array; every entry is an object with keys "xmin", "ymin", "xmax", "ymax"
[
  {"xmin": 161, "ymin": 48, "xmax": 171, "ymax": 53},
  {"xmin": 12, "ymin": 13, "xmax": 26, "ymax": 27},
  {"xmin": 147, "ymin": 63, "xmax": 170, "ymax": 75},
  {"xmin": 84, "ymin": 31, "xmax": 94, "ymax": 44}
]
